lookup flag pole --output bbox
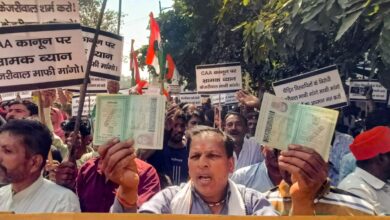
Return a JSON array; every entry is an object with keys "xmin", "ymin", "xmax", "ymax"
[
  {"xmin": 69, "ymin": 0, "xmax": 108, "ymax": 162},
  {"xmin": 130, "ymin": 39, "xmax": 135, "ymax": 87},
  {"xmin": 117, "ymin": 0, "xmax": 122, "ymax": 35}
]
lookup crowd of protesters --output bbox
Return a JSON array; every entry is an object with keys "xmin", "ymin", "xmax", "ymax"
[{"xmin": 0, "ymin": 81, "xmax": 389, "ymax": 215}]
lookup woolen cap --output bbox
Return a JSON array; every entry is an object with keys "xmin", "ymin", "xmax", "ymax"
[{"xmin": 350, "ymin": 126, "xmax": 390, "ymax": 160}]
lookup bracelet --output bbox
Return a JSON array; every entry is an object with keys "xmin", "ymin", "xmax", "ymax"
[{"xmin": 116, "ymin": 190, "xmax": 137, "ymax": 208}]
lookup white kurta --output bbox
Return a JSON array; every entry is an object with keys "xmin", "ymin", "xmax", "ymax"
[{"xmin": 0, "ymin": 176, "xmax": 80, "ymax": 213}]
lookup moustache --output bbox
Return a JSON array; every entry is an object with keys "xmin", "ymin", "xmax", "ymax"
[{"xmin": 0, "ymin": 163, "xmax": 7, "ymax": 175}]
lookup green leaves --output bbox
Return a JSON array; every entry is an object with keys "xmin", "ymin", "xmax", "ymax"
[
  {"xmin": 243, "ymin": 0, "xmax": 250, "ymax": 6},
  {"xmin": 335, "ymin": 10, "xmax": 363, "ymax": 40}
]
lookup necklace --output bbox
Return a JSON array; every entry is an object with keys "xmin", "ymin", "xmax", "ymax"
[{"xmin": 206, "ymin": 199, "xmax": 226, "ymax": 207}]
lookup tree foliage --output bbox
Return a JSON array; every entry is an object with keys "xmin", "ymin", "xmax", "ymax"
[
  {"xmin": 223, "ymin": 0, "xmax": 390, "ymax": 88},
  {"xmin": 79, "ymin": 0, "xmax": 122, "ymax": 33}
]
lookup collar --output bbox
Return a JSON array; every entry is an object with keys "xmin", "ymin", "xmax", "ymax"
[
  {"xmin": 12, "ymin": 175, "xmax": 44, "ymax": 202},
  {"xmin": 278, "ymin": 179, "xmax": 331, "ymax": 199},
  {"xmin": 355, "ymin": 167, "xmax": 386, "ymax": 190}
]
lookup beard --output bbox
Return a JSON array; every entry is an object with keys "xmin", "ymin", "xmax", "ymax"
[{"xmin": 0, "ymin": 164, "xmax": 11, "ymax": 185}]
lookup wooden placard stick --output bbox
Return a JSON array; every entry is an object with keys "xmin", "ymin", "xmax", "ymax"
[{"xmin": 68, "ymin": 0, "xmax": 109, "ymax": 162}]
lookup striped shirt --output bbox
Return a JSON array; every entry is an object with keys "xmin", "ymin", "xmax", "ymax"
[{"xmin": 264, "ymin": 181, "xmax": 376, "ymax": 215}]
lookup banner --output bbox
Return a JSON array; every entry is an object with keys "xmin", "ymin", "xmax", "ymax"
[
  {"xmin": 349, "ymin": 80, "xmax": 387, "ymax": 102},
  {"xmin": 72, "ymin": 95, "xmax": 96, "ymax": 116},
  {"xmin": 179, "ymin": 93, "xmax": 202, "ymax": 106},
  {"xmin": 67, "ymin": 76, "xmax": 107, "ymax": 93},
  {"xmin": 273, "ymin": 65, "xmax": 348, "ymax": 109},
  {"xmin": 82, "ymin": 26, "xmax": 123, "ymax": 81},
  {"xmin": 195, "ymin": 62, "xmax": 242, "ymax": 93},
  {"xmin": 0, "ymin": 24, "xmax": 86, "ymax": 93},
  {"xmin": 0, "ymin": 0, "xmax": 80, "ymax": 26}
]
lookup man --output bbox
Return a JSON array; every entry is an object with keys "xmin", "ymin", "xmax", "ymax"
[
  {"xmin": 5, "ymin": 100, "xmax": 38, "ymax": 121},
  {"xmin": 246, "ymin": 111, "xmax": 258, "ymax": 137},
  {"xmin": 232, "ymin": 145, "xmax": 375, "ymax": 215},
  {"xmin": 104, "ymin": 126, "xmax": 277, "ymax": 215},
  {"xmin": 338, "ymin": 126, "xmax": 390, "ymax": 215},
  {"xmin": 147, "ymin": 109, "xmax": 189, "ymax": 185},
  {"xmin": 224, "ymin": 112, "xmax": 263, "ymax": 170},
  {"xmin": 184, "ymin": 109, "xmax": 205, "ymax": 130},
  {"xmin": 0, "ymin": 120, "xmax": 80, "ymax": 213},
  {"xmin": 50, "ymin": 118, "xmax": 161, "ymax": 212}
]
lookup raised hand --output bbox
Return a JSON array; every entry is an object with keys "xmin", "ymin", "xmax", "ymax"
[
  {"xmin": 235, "ymin": 90, "xmax": 260, "ymax": 108},
  {"xmin": 98, "ymin": 138, "xmax": 139, "ymax": 207},
  {"xmin": 278, "ymin": 144, "xmax": 328, "ymax": 215}
]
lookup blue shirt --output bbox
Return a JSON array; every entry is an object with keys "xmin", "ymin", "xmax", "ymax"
[
  {"xmin": 329, "ymin": 132, "xmax": 354, "ymax": 186},
  {"xmin": 231, "ymin": 161, "xmax": 275, "ymax": 193}
]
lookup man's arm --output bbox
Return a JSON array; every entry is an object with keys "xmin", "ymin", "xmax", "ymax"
[
  {"xmin": 98, "ymin": 138, "xmax": 139, "ymax": 213},
  {"xmin": 278, "ymin": 144, "xmax": 328, "ymax": 215}
]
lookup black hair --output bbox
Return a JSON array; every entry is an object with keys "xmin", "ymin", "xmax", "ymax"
[
  {"xmin": 8, "ymin": 100, "xmax": 38, "ymax": 116},
  {"xmin": 186, "ymin": 125, "xmax": 234, "ymax": 158},
  {"xmin": 185, "ymin": 109, "xmax": 205, "ymax": 124},
  {"xmin": 224, "ymin": 111, "xmax": 247, "ymax": 127},
  {"xmin": 61, "ymin": 116, "xmax": 91, "ymax": 137},
  {"xmin": 0, "ymin": 119, "xmax": 52, "ymax": 169},
  {"xmin": 365, "ymin": 108, "xmax": 390, "ymax": 130}
]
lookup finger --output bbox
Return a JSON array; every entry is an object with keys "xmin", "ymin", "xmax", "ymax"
[
  {"xmin": 278, "ymin": 154, "xmax": 318, "ymax": 180},
  {"xmin": 283, "ymin": 144, "xmax": 327, "ymax": 173},
  {"xmin": 105, "ymin": 148, "xmax": 135, "ymax": 175},
  {"xmin": 278, "ymin": 160, "xmax": 312, "ymax": 185},
  {"xmin": 101, "ymin": 139, "xmax": 134, "ymax": 171},
  {"xmin": 97, "ymin": 137, "xmax": 120, "ymax": 158}
]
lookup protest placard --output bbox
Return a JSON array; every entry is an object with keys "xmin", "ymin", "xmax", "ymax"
[
  {"xmin": 349, "ymin": 80, "xmax": 387, "ymax": 102},
  {"xmin": 273, "ymin": 65, "xmax": 348, "ymax": 109},
  {"xmin": 0, "ymin": 90, "xmax": 32, "ymax": 101},
  {"xmin": 0, "ymin": 0, "xmax": 80, "ymax": 26},
  {"xmin": 195, "ymin": 62, "xmax": 242, "ymax": 93},
  {"xmin": 210, "ymin": 93, "xmax": 239, "ymax": 105},
  {"xmin": 72, "ymin": 95, "xmax": 96, "ymax": 116},
  {"xmin": 0, "ymin": 24, "xmax": 86, "ymax": 93},
  {"xmin": 179, "ymin": 93, "xmax": 202, "ymax": 106},
  {"xmin": 82, "ymin": 26, "xmax": 123, "ymax": 81},
  {"xmin": 67, "ymin": 76, "xmax": 107, "ymax": 93}
]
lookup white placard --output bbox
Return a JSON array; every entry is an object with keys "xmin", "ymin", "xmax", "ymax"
[
  {"xmin": 196, "ymin": 62, "xmax": 242, "ymax": 93},
  {"xmin": 179, "ymin": 94, "xmax": 202, "ymax": 106},
  {"xmin": 0, "ymin": 92, "xmax": 16, "ymax": 101},
  {"xmin": 0, "ymin": 0, "xmax": 80, "ymax": 26},
  {"xmin": 168, "ymin": 84, "xmax": 181, "ymax": 94},
  {"xmin": 0, "ymin": 24, "xmax": 86, "ymax": 93},
  {"xmin": 67, "ymin": 76, "xmax": 107, "ymax": 93},
  {"xmin": 1, "ymin": 90, "xmax": 32, "ymax": 101},
  {"xmin": 349, "ymin": 80, "xmax": 387, "ymax": 102},
  {"xmin": 210, "ymin": 92, "xmax": 238, "ymax": 105},
  {"xmin": 72, "ymin": 95, "xmax": 96, "ymax": 116},
  {"xmin": 273, "ymin": 66, "xmax": 348, "ymax": 109},
  {"xmin": 82, "ymin": 26, "xmax": 123, "ymax": 81}
]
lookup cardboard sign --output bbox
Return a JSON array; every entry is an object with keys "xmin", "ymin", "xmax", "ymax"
[
  {"xmin": 0, "ymin": 24, "xmax": 86, "ymax": 93},
  {"xmin": 67, "ymin": 76, "xmax": 107, "ymax": 93},
  {"xmin": 210, "ymin": 92, "xmax": 238, "ymax": 105},
  {"xmin": 0, "ymin": 0, "xmax": 80, "ymax": 26},
  {"xmin": 196, "ymin": 62, "xmax": 242, "ymax": 93},
  {"xmin": 273, "ymin": 65, "xmax": 348, "ymax": 109},
  {"xmin": 179, "ymin": 93, "xmax": 202, "ymax": 106},
  {"xmin": 72, "ymin": 95, "xmax": 96, "ymax": 116},
  {"xmin": 82, "ymin": 26, "xmax": 123, "ymax": 81},
  {"xmin": 349, "ymin": 80, "xmax": 387, "ymax": 102},
  {"xmin": 1, "ymin": 91, "xmax": 32, "ymax": 101}
]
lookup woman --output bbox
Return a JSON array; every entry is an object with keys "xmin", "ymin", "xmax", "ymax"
[{"xmin": 99, "ymin": 126, "xmax": 277, "ymax": 215}]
